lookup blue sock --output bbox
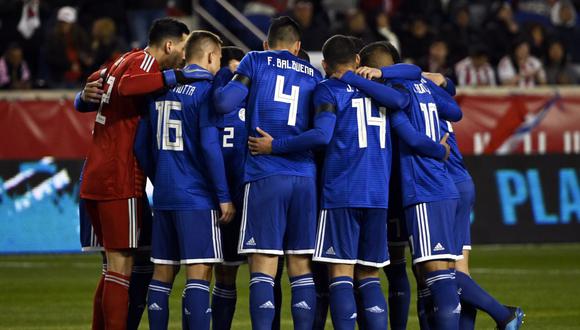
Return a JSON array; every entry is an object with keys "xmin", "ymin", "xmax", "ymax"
[
  {"xmin": 290, "ymin": 274, "xmax": 317, "ymax": 330},
  {"xmin": 127, "ymin": 263, "xmax": 153, "ymax": 330},
  {"xmin": 384, "ymin": 261, "xmax": 411, "ymax": 330},
  {"xmin": 357, "ymin": 277, "xmax": 388, "ymax": 330},
  {"xmin": 329, "ymin": 276, "xmax": 356, "ymax": 330},
  {"xmin": 312, "ymin": 263, "xmax": 329, "ymax": 330},
  {"xmin": 459, "ymin": 302, "xmax": 477, "ymax": 330},
  {"xmin": 181, "ymin": 290, "xmax": 189, "ymax": 330},
  {"xmin": 249, "ymin": 272, "xmax": 275, "ymax": 330},
  {"xmin": 184, "ymin": 279, "xmax": 211, "ymax": 330},
  {"xmin": 425, "ymin": 270, "xmax": 460, "ymax": 330},
  {"xmin": 146, "ymin": 279, "xmax": 172, "ymax": 330},
  {"xmin": 417, "ymin": 288, "xmax": 432, "ymax": 330},
  {"xmin": 456, "ymin": 271, "xmax": 510, "ymax": 325},
  {"xmin": 211, "ymin": 283, "xmax": 237, "ymax": 330}
]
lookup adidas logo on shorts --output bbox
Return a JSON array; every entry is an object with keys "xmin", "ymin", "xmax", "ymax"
[
  {"xmin": 433, "ymin": 243, "xmax": 445, "ymax": 251},
  {"xmin": 246, "ymin": 237, "xmax": 256, "ymax": 246},
  {"xmin": 326, "ymin": 246, "xmax": 336, "ymax": 255},
  {"xmin": 292, "ymin": 301, "xmax": 312, "ymax": 310},
  {"xmin": 148, "ymin": 303, "xmax": 162, "ymax": 311},
  {"xmin": 365, "ymin": 306, "xmax": 385, "ymax": 313},
  {"xmin": 259, "ymin": 301, "xmax": 275, "ymax": 309}
]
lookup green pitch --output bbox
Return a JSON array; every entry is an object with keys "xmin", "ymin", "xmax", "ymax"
[{"xmin": 1, "ymin": 244, "xmax": 579, "ymax": 329}]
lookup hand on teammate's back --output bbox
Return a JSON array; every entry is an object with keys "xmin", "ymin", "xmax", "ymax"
[
  {"xmin": 356, "ymin": 66, "xmax": 382, "ymax": 80},
  {"xmin": 423, "ymin": 72, "xmax": 446, "ymax": 86},
  {"xmin": 219, "ymin": 202, "xmax": 236, "ymax": 224},
  {"xmin": 440, "ymin": 133, "xmax": 450, "ymax": 161},
  {"xmin": 81, "ymin": 78, "xmax": 104, "ymax": 103},
  {"xmin": 248, "ymin": 127, "xmax": 273, "ymax": 155}
]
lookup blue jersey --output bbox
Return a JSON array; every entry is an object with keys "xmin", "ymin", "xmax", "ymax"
[
  {"xmin": 235, "ymin": 50, "xmax": 323, "ymax": 182},
  {"xmin": 440, "ymin": 120, "xmax": 471, "ymax": 183},
  {"xmin": 213, "ymin": 67, "xmax": 247, "ymax": 199},
  {"xmin": 147, "ymin": 69, "xmax": 217, "ymax": 210},
  {"xmin": 390, "ymin": 78, "xmax": 459, "ymax": 207},
  {"xmin": 315, "ymin": 79, "xmax": 391, "ymax": 209}
]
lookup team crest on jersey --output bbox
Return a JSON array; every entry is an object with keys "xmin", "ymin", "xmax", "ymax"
[{"xmin": 238, "ymin": 108, "xmax": 246, "ymax": 122}]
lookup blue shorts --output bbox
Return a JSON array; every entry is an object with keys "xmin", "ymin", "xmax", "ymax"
[
  {"xmin": 313, "ymin": 208, "xmax": 390, "ymax": 268},
  {"xmin": 220, "ymin": 194, "xmax": 246, "ymax": 266},
  {"xmin": 455, "ymin": 179, "xmax": 475, "ymax": 256},
  {"xmin": 387, "ymin": 206, "xmax": 408, "ymax": 247},
  {"xmin": 151, "ymin": 209, "xmax": 222, "ymax": 265},
  {"xmin": 79, "ymin": 197, "xmax": 152, "ymax": 251},
  {"xmin": 238, "ymin": 175, "xmax": 317, "ymax": 255},
  {"xmin": 405, "ymin": 199, "xmax": 458, "ymax": 264}
]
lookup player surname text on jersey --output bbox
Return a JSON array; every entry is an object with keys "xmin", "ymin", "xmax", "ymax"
[
  {"xmin": 267, "ymin": 56, "xmax": 315, "ymax": 77},
  {"xmin": 171, "ymin": 84, "xmax": 196, "ymax": 96}
]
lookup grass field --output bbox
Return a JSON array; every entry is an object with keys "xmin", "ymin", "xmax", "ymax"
[{"xmin": 1, "ymin": 244, "xmax": 579, "ymax": 329}]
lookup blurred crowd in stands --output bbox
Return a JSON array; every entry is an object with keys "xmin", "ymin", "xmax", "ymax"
[{"xmin": 0, "ymin": 0, "xmax": 579, "ymax": 90}]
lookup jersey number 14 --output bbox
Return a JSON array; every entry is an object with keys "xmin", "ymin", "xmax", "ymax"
[{"xmin": 353, "ymin": 97, "xmax": 386, "ymax": 149}]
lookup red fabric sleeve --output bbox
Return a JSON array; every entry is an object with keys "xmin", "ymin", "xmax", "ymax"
[{"xmin": 117, "ymin": 53, "xmax": 165, "ymax": 96}]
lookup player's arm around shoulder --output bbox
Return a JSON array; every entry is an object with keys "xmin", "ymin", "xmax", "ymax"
[{"xmin": 213, "ymin": 52, "xmax": 255, "ymax": 114}]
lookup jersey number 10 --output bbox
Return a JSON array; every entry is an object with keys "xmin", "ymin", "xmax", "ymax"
[
  {"xmin": 155, "ymin": 100, "xmax": 183, "ymax": 151},
  {"xmin": 352, "ymin": 97, "xmax": 386, "ymax": 149},
  {"xmin": 420, "ymin": 102, "xmax": 440, "ymax": 142}
]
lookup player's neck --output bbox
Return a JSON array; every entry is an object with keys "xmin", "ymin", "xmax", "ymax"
[
  {"xmin": 331, "ymin": 65, "xmax": 356, "ymax": 79},
  {"xmin": 144, "ymin": 46, "xmax": 165, "ymax": 68}
]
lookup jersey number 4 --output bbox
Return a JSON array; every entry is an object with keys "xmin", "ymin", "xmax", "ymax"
[
  {"xmin": 155, "ymin": 100, "xmax": 183, "ymax": 151},
  {"xmin": 274, "ymin": 75, "xmax": 300, "ymax": 126},
  {"xmin": 352, "ymin": 97, "xmax": 386, "ymax": 149}
]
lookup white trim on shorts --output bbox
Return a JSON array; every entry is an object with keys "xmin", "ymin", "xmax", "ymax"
[
  {"xmin": 150, "ymin": 257, "xmax": 180, "ymax": 265},
  {"xmin": 412, "ymin": 254, "xmax": 458, "ymax": 265},
  {"xmin": 357, "ymin": 259, "xmax": 391, "ymax": 268},
  {"xmin": 416, "ymin": 203, "xmax": 431, "ymax": 260},
  {"xmin": 239, "ymin": 248, "xmax": 284, "ymax": 255},
  {"xmin": 463, "ymin": 245, "xmax": 472, "ymax": 251},
  {"xmin": 238, "ymin": 183, "xmax": 251, "ymax": 253},
  {"xmin": 181, "ymin": 258, "xmax": 224, "ymax": 264},
  {"xmin": 313, "ymin": 255, "xmax": 358, "ymax": 264},
  {"xmin": 211, "ymin": 210, "xmax": 223, "ymax": 260},
  {"xmin": 313, "ymin": 210, "xmax": 328, "ymax": 259},
  {"xmin": 454, "ymin": 255, "xmax": 465, "ymax": 261},
  {"xmin": 128, "ymin": 198, "xmax": 137, "ymax": 248},
  {"xmin": 285, "ymin": 249, "xmax": 315, "ymax": 255}
]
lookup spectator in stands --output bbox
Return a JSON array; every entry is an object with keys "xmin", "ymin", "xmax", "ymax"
[
  {"xmin": 87, "ymin": 18, "xmax": 129, "ymax": 74},
  {"xmin": 336, "ymin": 8, "xmax": 379, "ymax": 44},
  {"xmin": 45, "ymin": 6, "xmax": 91, "ymax": 88},
  {"xmin": 0, "ymin": 43, "xmax": 31, "ymax": 90},
  {"xmin": 498, "ymin": 37, "xmax": 547, "ymax": 87},
  {"xmin": 551, "ymin": 0, "xmax": 580, "ymax": 62},
  {"xmin": 375, "ymin": 12, "xmax": 400, "ymax": 52},
  {"xmin": 527, "ymin": 23, "xmax": 548, "ymax": 61},
  {"xmin": 289, "ymin": 0, "xmax": 329, "ymax": 51},
  {"xmin": 400, "ymin": 16, "xmax": 434, "ymax": 62},
  {"xmin": 484, "ymin": 2, "xmax": 521, "ymax": 64},
  {"xmin": 443, "ymin": 5, "xmax": 480, "ymax": 63},
  {"xmin": 418, "ymin": 39, "xmax": 454, "ymax": 79},
  {"xmin": 545, "ymin": 40, "xmax": 579, "ymax": 84},
  {"xmin": 126, "ymin": 0, "xmax": 167, "ymax": 48},
  {"xmin": 455, "ymin": 44, "xmax": 497, "ymax": 87}
]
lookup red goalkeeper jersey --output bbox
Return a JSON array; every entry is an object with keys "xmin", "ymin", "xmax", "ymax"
[{"xmin": 81, "ymin": 49, "xmax": 165, "ymax": 200}]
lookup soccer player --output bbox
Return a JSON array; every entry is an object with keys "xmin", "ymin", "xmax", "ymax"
[
  {"xmin": 426, "ymin": 73, "xmax": 525, "ymax": 330},
  {"xmin": 214, "ymin": 16, "xmax": 322, "ymax": 329},
  {"xmin": 345, "ymin": 44, "xmax": 464, "ymax": 329},
  {"xmin": 136, "ymin": 30, "xmax": 234, "ymax": 330},
  {"xmin": 248, "ymin": 35, "xmax": 410, "ymax": 330},
  {"xmin": 79, "ymin": 18, "xmax": 209, "ymax": 330},
  {"xmin": 210, "ymin": 46, "xmax": 247, "ymax": 330}
]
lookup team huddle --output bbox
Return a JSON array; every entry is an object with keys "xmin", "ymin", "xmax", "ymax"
[{"xmin": 75, "ymin": 16, "xmax": 524, "ymax": 330}]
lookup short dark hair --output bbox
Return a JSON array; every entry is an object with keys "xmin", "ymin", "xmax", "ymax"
[
  {"xmin": 185, "ymin": 30, "xmax": 223, "ymax": 61},
  {"xmin": 267, "ymin": 16, "xmax": 301, "ymax": 48},
  {"xmin": 322, "ymin": 35, "xmax": 358, "ymax": 72},
  {"xmin": 148, "ymin": 18, "xmax": 190, "ymax": 46},
  {"xmin": 360, "ymin": 41, "xmax": 401, "ymax": 68},
  {"xmin": 348, "ymin": 36, "xmax": 365, "ymax": 53},
  {"xmin": 297, "ymin": 49, "xmax": 311, "ymax": 63},
  {"xmin": 220, "ymin": 46, "xmax": 245, "ymax": 68}
]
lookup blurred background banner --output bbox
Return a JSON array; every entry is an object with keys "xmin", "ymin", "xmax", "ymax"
[{"xmin": 0, "ymin": 88, "xmax": 579, "ymax": 253}]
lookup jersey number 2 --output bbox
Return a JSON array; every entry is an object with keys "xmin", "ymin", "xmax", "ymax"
[
  {"xmin": 274, "ymin": 75, "xmax": 300, "ymax": 126},
  {"xmin": 352, "ymin": 97, "xmax": 386, "ymax": 149},
  {"xmin": 155, "ymin": 100, "xmax": 183, "ymax": 151}
]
